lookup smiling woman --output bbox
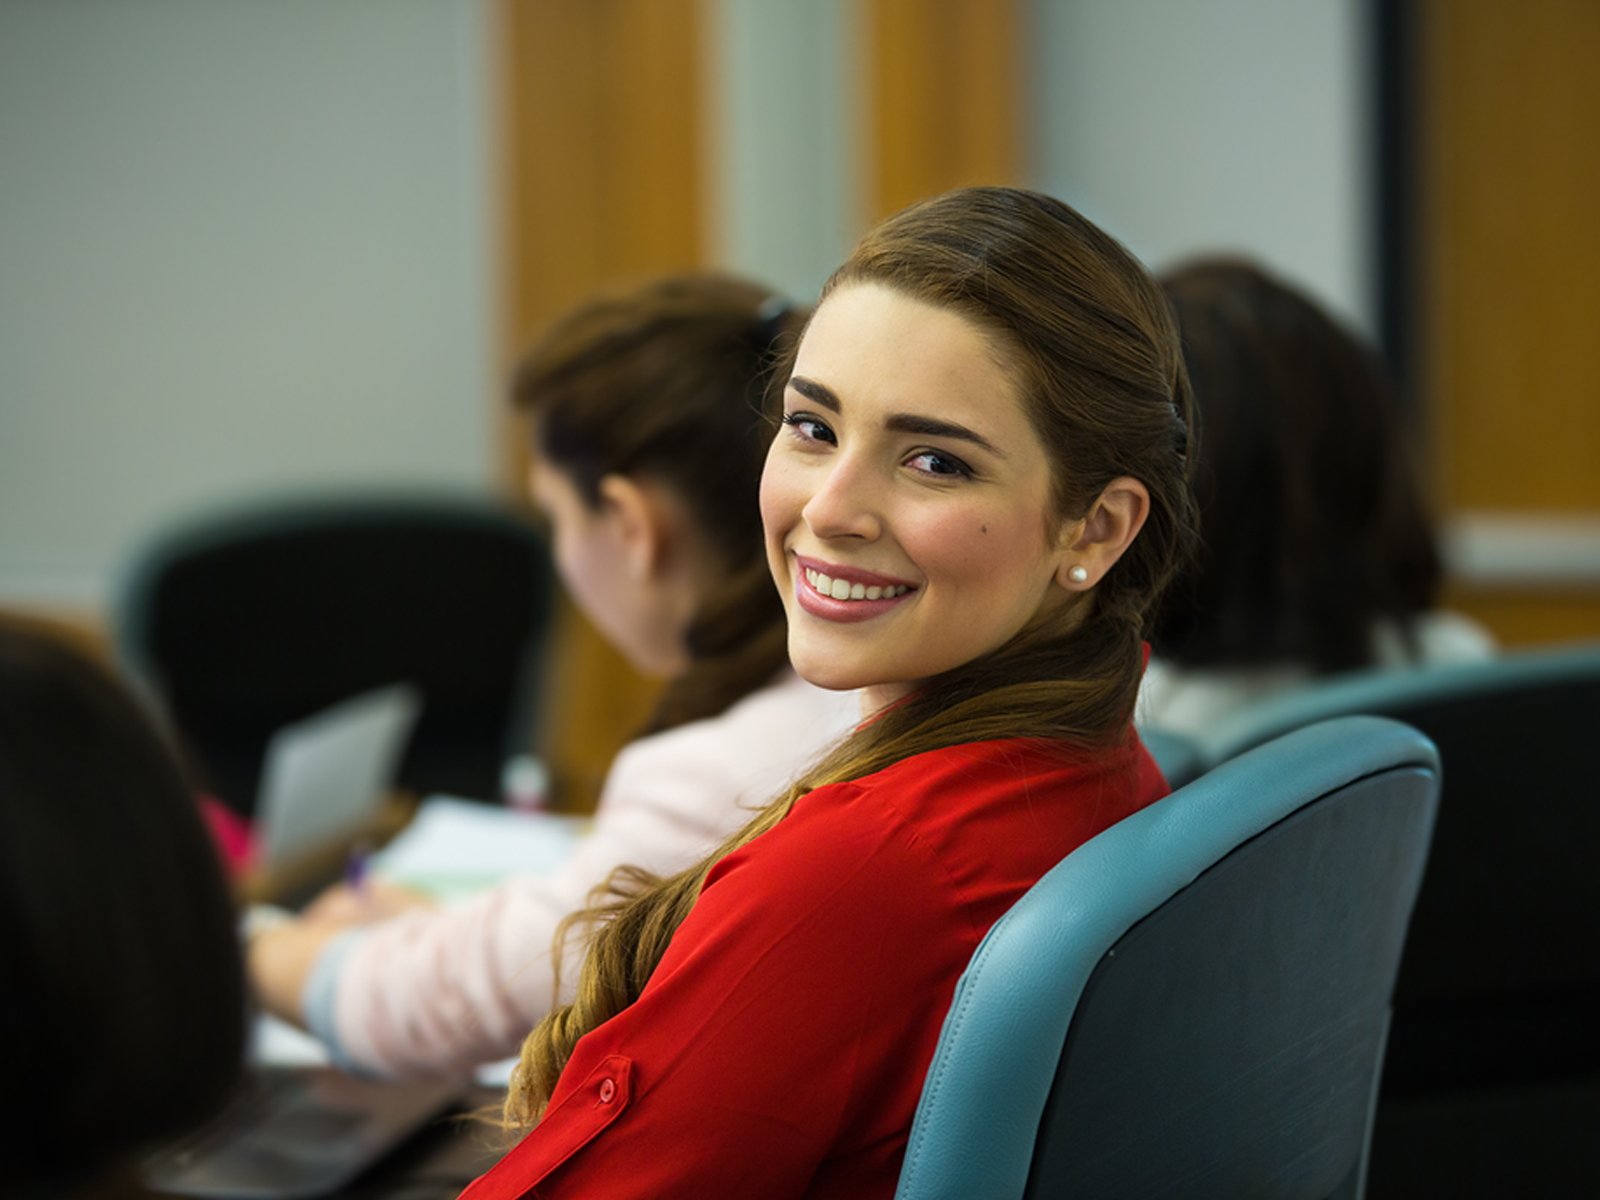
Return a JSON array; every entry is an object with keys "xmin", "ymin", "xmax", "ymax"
[
  {"xmin": 764, "ymin": 283, "xmax": 1150, "ymax": 711},
  {"xmin": 462, "ymin": 188, "xmax": 1197, "ymax": 1200}
]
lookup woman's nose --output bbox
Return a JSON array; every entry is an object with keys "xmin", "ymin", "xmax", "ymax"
[{"xmin": 802, "ymin": 456, "xmax": 882, "ymax": 542}]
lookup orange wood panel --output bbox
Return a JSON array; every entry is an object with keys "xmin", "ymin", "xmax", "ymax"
[
  {"xmin": 1439, "ymin": 586, "xmax": 1600, "ymax": 650},
  {"xmin": 1419, "ymin": 0, "xmax": 1600, "ymax": 515},
  {"xmin": 863, "ymin": 0, "xmax": 1023, "ymax": 223},
  {"xmin": 1417, "ymin": 0, "xmax": 1600, "ymax": 646},
  {"xmin": 498, "ymin": 0, "xmax": 704, "ymax": 377},
  {"xmin": 496, "ymin": 0, "xmax": 696, "ymax": 810}
]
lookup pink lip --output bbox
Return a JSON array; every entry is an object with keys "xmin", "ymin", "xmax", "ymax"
[{"xmin": 791, "ymin": 555, "xmax": 917, "ymax": 624}]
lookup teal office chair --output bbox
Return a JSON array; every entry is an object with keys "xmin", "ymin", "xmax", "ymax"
[
  {"xmin": 116, "ymin": 492, "xmax": 555, "ymax": 813},
  {"xmin": 1138, "ymin": 727, "xmax": 1202, "ymax": 789},
  {"xmin": 1192, "ymin": 642, "xmax": 1600, "ymax": 1198},
  {"xmin": 896, "ymin": 716, "xmax": 1439, "ymax": 1200}
]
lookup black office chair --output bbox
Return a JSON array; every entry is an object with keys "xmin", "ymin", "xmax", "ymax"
[
  {"xmin": 116, "ymin": 492, "xmax": 555, "ymax": 814},
  {"xmin": 896, "ymin": 715, "xmax": 1439, "ymax": 1200},
  {"xmin": 1194, "ymin": 642, "xmax": 1600, "ymax": 1198}
]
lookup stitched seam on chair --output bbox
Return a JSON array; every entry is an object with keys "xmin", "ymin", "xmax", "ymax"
[{"xmin": 900, "ymin": 961, "xmax": 985, "ymax": 1182}]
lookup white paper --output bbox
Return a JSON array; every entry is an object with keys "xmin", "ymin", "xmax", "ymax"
[
  {"xmin": 250, "ymin": 1011, "xmax": 333, "ymax": 1067},
  {"xmin": 370, "ymin": 796, "xmax": 590, "ymax": 902}
]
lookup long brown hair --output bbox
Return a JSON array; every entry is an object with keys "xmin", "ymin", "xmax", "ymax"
[
  {"xmin": 505, "ymin": 188, "xmax": 1197, "ymax": 1127},
  {"xmin": 512, "ymin": 274, "xmax": 808, "ymax": 732}
]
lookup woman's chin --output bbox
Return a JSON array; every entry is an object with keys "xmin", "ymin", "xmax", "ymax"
[
  {"xmin": 790, "ymin": 656, "xmax": 915, "ymax": 715},
  {"xmin": 788, "ymin": 649, "xmax": 875, "ymax": 696}
]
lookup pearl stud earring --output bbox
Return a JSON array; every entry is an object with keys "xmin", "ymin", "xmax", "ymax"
[{"xmin": 1068, "ymin": 565, "xmax": 1089, "ymax": 584}]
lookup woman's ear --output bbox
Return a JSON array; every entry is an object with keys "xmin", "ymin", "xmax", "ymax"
[
  {"xmin": 596, "ymin": 473, "xmax": 668, "ymax": 581},
  {"xmin": 1055, "ymin": 476, "xmax": 1151, "ymax": 590}
]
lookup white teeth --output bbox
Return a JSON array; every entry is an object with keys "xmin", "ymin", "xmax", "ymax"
[{"xmin": 803, "ymin": 567, "xmax": 908, "ymax": 601}]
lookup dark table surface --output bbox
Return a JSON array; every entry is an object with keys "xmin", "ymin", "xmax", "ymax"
[{"xmin": 334, "ymin": 1089, "xmax": 510, "ymax": 1200}]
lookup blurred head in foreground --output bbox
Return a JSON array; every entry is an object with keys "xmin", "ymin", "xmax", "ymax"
[{"xmin": 0, "ymin": 622, "xmax": 245, "ymax": 1199}]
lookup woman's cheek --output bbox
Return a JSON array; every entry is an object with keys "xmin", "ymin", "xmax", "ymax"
[{"xmin": 758, "ymin": 457, "xmax": 802, "ymax": 539}]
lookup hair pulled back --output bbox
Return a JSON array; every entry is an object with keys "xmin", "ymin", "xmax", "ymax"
[
  {"xmin": 505, "ymin": 189, "xmax": 1197, "ymax": 1128},
  {"xmin": 1151, "ymin": 258, "xmax": 1441, "ymax": 672},
  {"xmin": 0, "ymin": 624, "xmax": 245, "ymax": 1198},
  {"xmin": 512, "ymin": 274, "xmax": 808, "ymax": 732}
]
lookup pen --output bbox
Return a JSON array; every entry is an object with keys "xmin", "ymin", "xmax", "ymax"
[{"xmin": 344, "ymin": 840, "xmax": 372, "ymax": 897}]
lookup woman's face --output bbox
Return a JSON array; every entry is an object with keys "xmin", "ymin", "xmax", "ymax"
[
  {"xmin": 529, "ymin": 453, "xmax": 689, "ymax": 678},
  {"xmin": 760, "ymin": 282, "xmax": 1075, "ymax": 713}
]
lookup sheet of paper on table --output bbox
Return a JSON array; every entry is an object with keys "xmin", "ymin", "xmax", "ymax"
[
  {"xmin": 369, "ymin": 796, "xmax": 592, "ymax": 903},
  {"xmin": 250, "ymin": 1012, "xmax": 520, "ymax": 1088}
]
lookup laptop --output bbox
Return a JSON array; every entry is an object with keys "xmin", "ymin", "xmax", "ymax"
[
  {"xmin": 145, "ymin": 684, "xmax": 468, "ymax": 1198},
  {"xmin": 142, "ymin": 1065, "xmax": 465, "ymax": 1199},
  {"xmin": 254, "ymin": 683, "xmax": 423, "ymax": 871}
]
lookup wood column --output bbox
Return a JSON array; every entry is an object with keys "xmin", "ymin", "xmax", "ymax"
[
  {"xmin": 862, "ymin": 0, "xmax": 1024, "ymax": 223},
  {"xmin": 1416, "ymin": 0, "xmax": 1600, "ymax": 645},
  {"xmin": 497, "ymin": 0, "xmax": 704, "ymax": 808}
]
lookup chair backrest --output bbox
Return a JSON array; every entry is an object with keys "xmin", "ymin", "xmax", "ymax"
[
  {"xmin": 1193, "ymin": 642, "xmax": 1600, "ymax": 1095},
  {"xmin": 896, "ymin": 716, "xmax": 1439, "ymax": 1200},
  {"xmin": 116, "ymin": 493, "xmax": 555, "ymax": 811},
  {"xmin": 1139, "ymin": 726, "xmax": 1203, "ymax": 790}
]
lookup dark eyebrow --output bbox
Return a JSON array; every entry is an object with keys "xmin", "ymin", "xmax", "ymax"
[
  {"xmin": 884, "ymin": 413, "xmax": 1005, "ymax": 459},
  {"xmin": 787, "ymin": 376, "xmax": 841, "ymax": 412},
  {"xmin": 788, "ymin": 375, "xmax": 1006, "ymax": 459}
]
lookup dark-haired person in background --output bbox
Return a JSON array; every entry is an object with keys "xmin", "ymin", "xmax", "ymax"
[
  {"xmin": 248, "ymin": 275, "xmax": 859, "ymax": 1080},
  {"xmin": 0, "ymin": 622, "xmax": 246, "ymax": 1200},
  {"xmin": 1140, "ymin": 258, "xmax": 1493, "ymax": 737}
]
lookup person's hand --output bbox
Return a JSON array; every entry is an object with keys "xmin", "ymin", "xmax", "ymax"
[
  {"xmin": 246, "ymin": 883, "xmax": 434, "ymax": 1027},
  {"xmin": 300, "ymin": 878, "xmax": 435, "ymax": 926},
  {"xmin": 248, "ymin": 918, "xmax": 345, "ymax": 1026}
]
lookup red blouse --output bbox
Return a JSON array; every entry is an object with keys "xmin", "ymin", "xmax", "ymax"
[{"xmin": 459, "ymin": 733, "xmax": 1167, "ymax": 1200}]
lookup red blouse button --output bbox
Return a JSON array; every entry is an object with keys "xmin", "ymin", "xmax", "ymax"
[{"xmin": 598, "ymin": 1078, "xmax": 616, "ymax": 1103}]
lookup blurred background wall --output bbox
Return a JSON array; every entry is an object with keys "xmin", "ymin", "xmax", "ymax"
[
  {"xmin": 0, "ymin": 0, "xmax": 498, "ymax": 615},
  {"xmin": 0, "ymin": 0, "xmax": 1377, "ymax": 615},
  {"xmin": 4, "ymin": 0, "xmax": 1596, "ymax": 795},
  {"xmin": 1032, "ymin": 0, "xmax": 1370, "ymax": 333}
]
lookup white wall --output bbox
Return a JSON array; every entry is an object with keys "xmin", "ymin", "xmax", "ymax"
[
  {"xmin": 704, "ymin": 0, "xmax": 862, "ymax": 307},
  {"xmin": 709, "ymin": 0, "xmax": 1372, "ymax": 330},
  {"xmin": 1029, "ymin": 0, "xmax": 1372, "ymax": 334},
  {"xmin": 0, "ymin": 0, "xmax": 497, "ymax": 610}
]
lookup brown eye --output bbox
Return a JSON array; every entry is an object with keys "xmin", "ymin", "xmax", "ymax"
[
  {"xmin": 782, "ymin": 412, "xmax": 837, "ymax": 446},
  {"xmin": 906, "ymin": 450, "xmax": 972, "ymax": 478}
]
